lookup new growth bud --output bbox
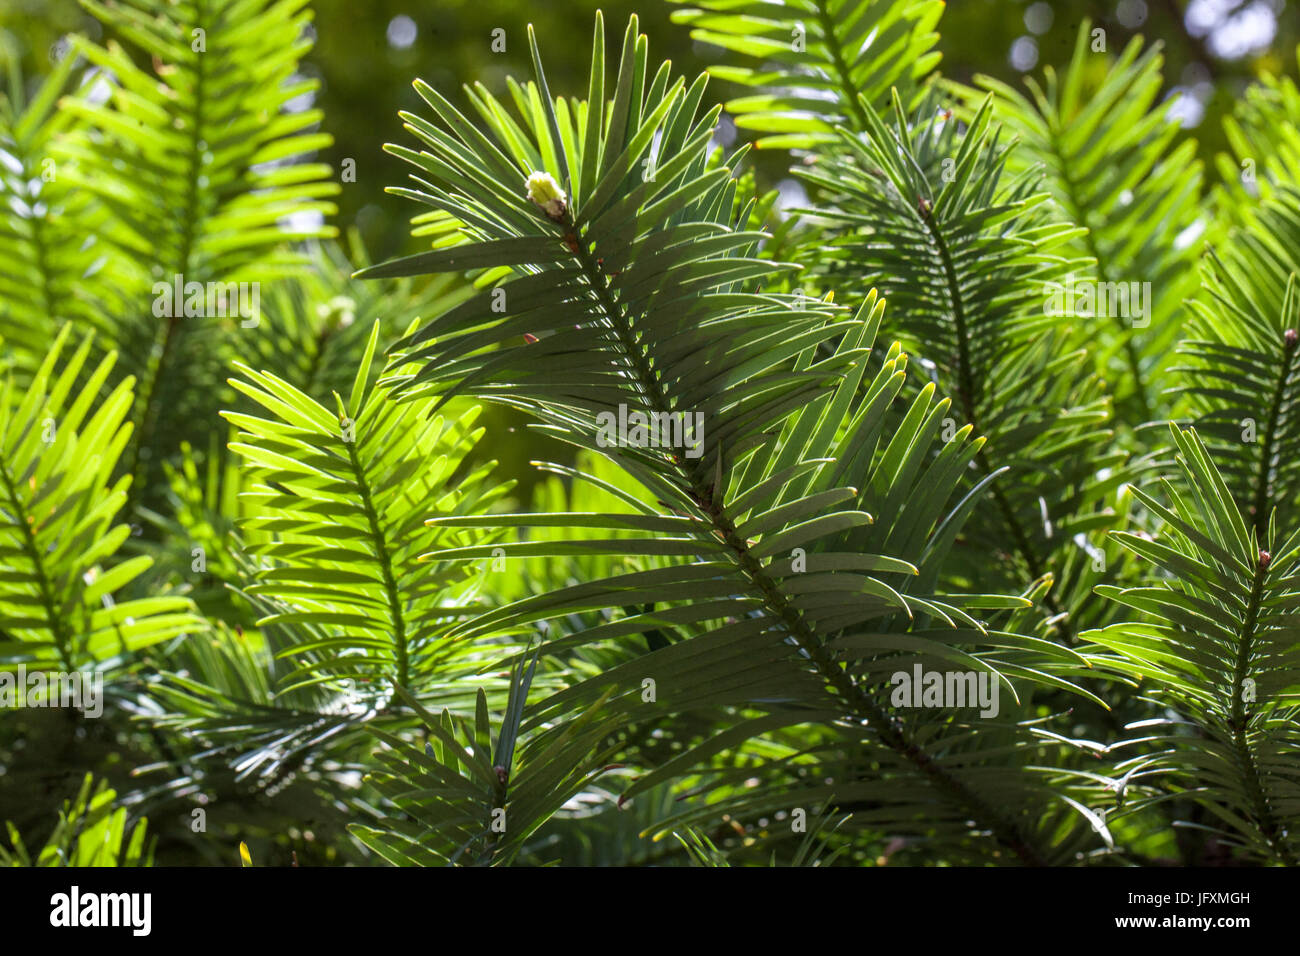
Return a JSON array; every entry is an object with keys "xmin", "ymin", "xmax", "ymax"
[{"xmin": 526, "ymin": 171, "xmax": 567, "ymax": 221}]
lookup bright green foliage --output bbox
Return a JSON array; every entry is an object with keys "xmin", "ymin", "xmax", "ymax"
[
  {"xmin": 58, "ymin": 0, "xmax": 339, "ymax": 504},
  {"xmin": 1213, "ymin": 44, "xmax": 1300, "ymax": 225},
  {"xmin": 224, "ymin": 320, "xmax": 513, "ymax": 698},
  {"xmin": 667, "ymin": 0, "xmax": 944, "ymax": 147},
  {"xmin": 4, "ymin": 0, "xmax": 1300, "ymax": 869},
  {"xmin": 0, "ymin": 328, "xmax": 195, "ymax": 670},
  {"xmin": 133, "ymin": 323, "xmax": 516, "ymax": 785},
  {"xmin": 0, "ymin": 56, "xmax": 108, "ymax": 372},
  {"xmin": 1, "ymin": 774, "xmax": 153, "ymax": 866}
]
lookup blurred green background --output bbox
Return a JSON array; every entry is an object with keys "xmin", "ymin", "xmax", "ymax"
[{"xmin": 3, "ymin": 0, "xmax": 1295, "ymax": 264}]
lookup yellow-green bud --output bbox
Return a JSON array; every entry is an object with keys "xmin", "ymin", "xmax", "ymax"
[{"xmin": 525, "ymin": 170, "xmax": 567, "ymax": 221}]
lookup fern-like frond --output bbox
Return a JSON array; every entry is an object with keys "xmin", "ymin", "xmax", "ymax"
[
  {"xmin": 797, "ymin": 90, "xmax": 1124, "ymax": 638},
  {"xmin": 961, "ymin": 22, "xmax": 1204, "ymax": 422},
  {"xmin": 58, "ymin": 0, "xmax": 340, "ymax": 504},
  {"xmin": 0, "ymin": 54, "xmax": 113, "ymax": 375},
  {"xmin": 667, "ymin": 0, "xmax": 944, "ymax": 148},
  {"xmin": 362, "ymin": 12, "xmax": 855, "ymax": 452},
  {"xmin": 424, "ymin": 297, "xmax": 1107, "ymax": 865},
  {"xmin": 1089, "ymin": 426, "xmax": 1300, "ymax": 864},
  {"xmin": 222, "ymin": 320, "xmax": 514, "ymax": 703},
  {"xmin": 0, "ymin": 327, "xmax": 196, "ymax": 670},
  {"xmin": 356, "ymin": 13, "xmax": 1116, "ymax": 866},
  {"xmin": 1175, "ymin": 188, "xmax": 1300, "ymax": 535},
  {"xmin": 1211, "ymin": 43, "xmax": 1300, "ymax": 229}
]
